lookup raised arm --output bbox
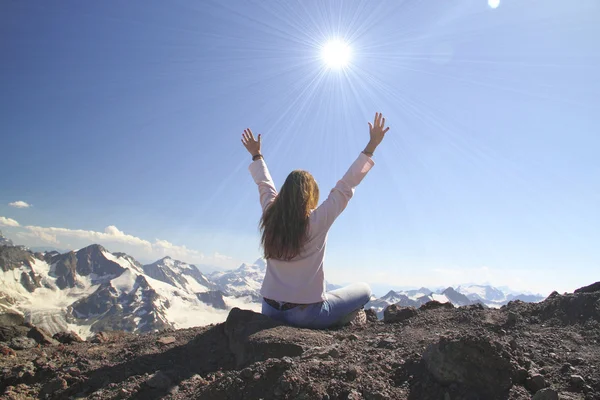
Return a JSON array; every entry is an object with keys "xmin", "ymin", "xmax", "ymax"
[
  {"xmin": 310, "ymin": 112, "xmax": 390, "ymax": 234},
  {"xmin": 243, "ymin": 128, "xmax": 277, "ymax": 212}
]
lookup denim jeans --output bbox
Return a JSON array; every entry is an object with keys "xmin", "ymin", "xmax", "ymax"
[{"xmin": 261, "ymin": 282, "xmax": 372, "ymax": 329}]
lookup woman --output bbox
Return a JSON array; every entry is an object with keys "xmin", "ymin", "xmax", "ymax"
[{"xmin": 241, "ymin": 112, "xmax": 389, "ymax": 329}]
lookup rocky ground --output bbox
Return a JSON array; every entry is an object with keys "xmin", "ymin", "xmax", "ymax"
[{"xmin": 1, "ymin": 283, "xmax": 599, "ymax": 400}]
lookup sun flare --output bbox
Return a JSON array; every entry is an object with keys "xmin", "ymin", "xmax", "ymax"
[{"xmin": 321, "ymin": 39, "xmax": 352, "ymax": 69}]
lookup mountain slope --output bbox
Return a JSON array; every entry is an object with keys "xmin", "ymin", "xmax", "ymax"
[{"xmin": 142, "ymin": 256, "xmax": 215, "ymax": 294}]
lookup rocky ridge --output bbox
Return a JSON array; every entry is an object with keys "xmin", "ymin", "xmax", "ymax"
[{"xmin": 0, "ymin": 282, "xmax": 598, "ymax": 400}]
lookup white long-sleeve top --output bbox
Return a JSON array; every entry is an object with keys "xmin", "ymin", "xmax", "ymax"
[{"xmin": 248, "ymin": 152, "xmax": 375, "ymax": 304}]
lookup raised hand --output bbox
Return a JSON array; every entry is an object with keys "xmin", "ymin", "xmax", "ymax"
[
  {"xmin": 365, "ymin": 112, "xmax": 389, "ymax": 154},
  {"xmin": 241, "ymin": 128, "xmax": 262, "ymax": 157}
]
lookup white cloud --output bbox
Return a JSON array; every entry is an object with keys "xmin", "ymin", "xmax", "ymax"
[
  {"xmin": 15, "ymin": 223, "xmax": 239, "ymax": 268},
  {"xmin": 17, "ymin": 230, "xmax": 59, "ymax": 245},
  {"xmin": 24, "ymin": 225, "xmax": 153, "ymax": 249},
  {"xmin": 0, "ymin": 216, "xmax": 20, "ymax": 227},
  {"xmin": 9, "ymin": 201, "xmax": 31, "ymax": 208}
]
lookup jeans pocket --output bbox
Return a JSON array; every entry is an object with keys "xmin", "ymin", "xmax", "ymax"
[{"xmin": 286, "ymin": 302, "xmax": 328, "ymax": 329}]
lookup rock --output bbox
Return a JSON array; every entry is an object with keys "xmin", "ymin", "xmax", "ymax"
[
  {"xmin": 53, "ymin": 331, "xmax": 84, "ymax": 344},
  {"xmin": 1, "ymin": 344, "xmax": 17, "ymax": 357},
  {"xmin": 302, "ymin": 345, "xmax": 341, "ymax": 360},
  {"xmin": 570, "ymin": 374, "xmax": 585, "ymax": 388},
  {"xmin": 574, "ymin": 281, "xmax": 600, "ymax": 293},
  {"xmin": 365, "ymin": 308, "xmax": 378, "ymax": 323},
  {"xmin": 346, "ymin": 365, "xmax": 360, "ymax": 381},
  {"xmin": 90, "ymin": 332, "xmax": 110, "ymax": 344},
  {"xmin": 27, "ymin": 326, "xmax": 58, "ymax": 346},
  {"xmin": 526, "ymin": 374, "xmax": 546, "ymax": 392},
  {"xmin": 532, "ymin": 388, "xmax": 559, "ymax": 400},
  {"xmin": 560, "ymin": 363, "xmax": 575, "ymax": 373},
  {"xmin": 377, "ymin": 338, "xmax": 397, "ymax": 349},
  {"xmin": 9, "ymin": 336, "xmax": 37, "ymax": 350},
  {"xmin": 423, "ymin": 334, "xmax": 514, "ymax": 397},
  {"xmin": 569, "ymin": 357, "xmax": 584, "ymax": 366},
  {"xmin": 513, "ymin": 366, "xmax": 529, "ymax": 384},
  {"xmin": 0, "ymin": 311, "xmax": 25, "ymax": 326},
  {"xmin": 0, "ymin": 325, "xmax": 30, "ymax": 342},
  {"xmin": 157, "ymin": 336, "xmax": 176, "ymax": 345},
  {"xmin": 507, "ymin": 311, "xmax": 519, "ymax": 325},
  {"xmin": 420, "ymin": 300, "xmax": 454, "ymax": 311},
  {"xmin": 147, "ymin": 370, "xmax": 172, "ymax": 389},
  {"xmin": 41, "ymin": 377, "xmax": 68, "ymax": 396},
  {"xmin": 240, "ymin": 367, "xmax": 254, "ymax": 379},
  {"xmin": 383, "ymin": 305, "xmax": 418, "ymax": 323},
  {"xmin": 223, "ymin": 308, "xmax": 333, "ymax": 368}
]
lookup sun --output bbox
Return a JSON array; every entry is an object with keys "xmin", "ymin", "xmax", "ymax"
[
  {"xmin": 321, "ymin": 39, "xmax": 352, "ymax": 69},
  {"xmin": 488, "ymin": 0, "xmax": 500, "ymax": 9}
]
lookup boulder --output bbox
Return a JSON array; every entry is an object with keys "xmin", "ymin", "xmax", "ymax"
[
  {"xmin": 0, "ymin": 325, "xmax": 30, "ymax": 342},
  {"xmin": 526, "ymin": 374, "xmax": 547, "ymax": 392},
  {"xmin": 223, "ymin": 308, "xmax": 333, "ymax": 368},
  {"xmin": 384, "ymin": 305, "xmax": 418, "ymax": 323},
  {"xmin": 27, "ymin": 326, "xmax": 58, "ymax": 346},
  {"xmin": 90, "ymin": 331, "xmax": 110, "ymax": 344},
  {"xmin": 53, "ymin": 331, "xmax": 84, "ymax": 344},
  {"xmin": 423, "ymin": 334, "xmax": 515, "ymax": 397},
  {"xmin": 532, "ymin": 388, "xmax": 559, "ymax": 400},
  {"xmin": 420, "ymin": 300, "xmax": 454, "ymax": 311},
  {"xmin": 9, "ymin": 336, "xmax": 37, "ymax": 350},
  {"xmin": 365, "ymin": 308, "xmax": 378, "ymax": 323}
]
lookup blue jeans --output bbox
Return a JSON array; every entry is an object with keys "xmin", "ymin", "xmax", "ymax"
[{"xmin": 261, "ymin": 282, "xmax": 372, "ymax": 329}]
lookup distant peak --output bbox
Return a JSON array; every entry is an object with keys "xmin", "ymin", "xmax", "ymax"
[
  {"xmin": 79, "ymin": 244, "xmax": 106, "ymax": 253},
  {"xmin": 161, "ymin": 256, "xmax": 172, "ymax": 260}
]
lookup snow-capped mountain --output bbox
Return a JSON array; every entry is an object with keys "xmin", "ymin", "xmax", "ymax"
[
  {"xmin": 0, "ymin": 243, "xmax": 262, "ymax": 338},
  {"xmin": 455, "ymin": 284, "xmax": 544, "ymax": 307},
  {"xmin": 209, "ymin": 258, "xmax": 266, "ymax": 301},
  {"xmin": 143, "ymin": 256, "xmax": 215, "ymax": 294},
  {"xmin": 366, "ymin": 284, "xmax": 543, "ymax": 318},
  {"xmin": 456, "ymin": 284, "xmax": 505, "ymax": 302}
]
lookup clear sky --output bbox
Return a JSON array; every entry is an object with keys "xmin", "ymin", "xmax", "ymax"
[{"xmin": 1, "ymin": 0, "xmax": 598, "ymax": 295}]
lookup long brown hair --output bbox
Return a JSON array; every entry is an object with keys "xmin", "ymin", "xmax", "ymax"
[{"xmin": 260, "ymin": 170, "xmax": 319, "ymax": 260}]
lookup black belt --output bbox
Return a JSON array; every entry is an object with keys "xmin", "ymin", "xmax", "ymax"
[{"xmin": 264, "ymin": 297, "xmax": 303, "ymax": 311}]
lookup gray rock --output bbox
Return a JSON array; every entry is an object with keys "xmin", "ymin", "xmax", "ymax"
[
  {"xmin": 532, "ymin": 388, "xmax": 559, "ymax": 400},
  {"xmin": 346, "ymin": 365, "xmax": 360, "ymax": 381},
  {"xmin": 0, "ymin": 325, "xmax": 30, "ymax": 342},
  {"xmin": 513, "ymin": 366, "xmax": 529, "ymax": 384},
  {"xmin": 383, "ymin": 305, "xmax": 418, "ymax": 323},
  {"xmin": 302, "ymin": 345, "xmax": 341, "ymax": 360},
  {"xmin": 570, "ymin": 374, "xmax": 585, "ymax": 388},
  {"xmin": 526, "ymin": 374, "xmax": 546, "ymax": 392},
  {"xmin": 9, "ymin": 336, "xmax": 37, "ymax": 350},
  {"xmin": 423, "ymin": 334, "xmax": 514, "ymax": 397}
]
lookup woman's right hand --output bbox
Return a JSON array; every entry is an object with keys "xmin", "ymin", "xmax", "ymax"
[{"xmin": 365, "ymin": 112, "xmax": 389, "ymax": 154}]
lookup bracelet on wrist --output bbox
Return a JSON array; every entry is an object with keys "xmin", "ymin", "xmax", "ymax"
[{"xmin": 252, "ymin": 154, "xmax": 263, "ymax": 161}]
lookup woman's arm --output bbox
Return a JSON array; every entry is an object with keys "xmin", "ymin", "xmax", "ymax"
[
  {"xmin": 310, "ymin": 112, "xmax": 389, "ymax": 233},
  {"xmin": 243, "ymin": 128, "xmax": 278, "ymax": 212}
]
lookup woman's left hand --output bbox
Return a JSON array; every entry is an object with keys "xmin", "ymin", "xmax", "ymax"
[{"xmin": 241, "ymin": 128, "xmax": 262, "ymax": 157}]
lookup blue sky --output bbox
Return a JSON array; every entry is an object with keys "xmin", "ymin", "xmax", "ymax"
[{"xmin": 1, "ymin": 0, "xmax": 598, "ymax": 294}]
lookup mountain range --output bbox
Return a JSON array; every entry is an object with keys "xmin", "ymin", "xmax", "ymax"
[
  {"xmin": 0, "ymin": 232, "xmax": 544, "ymax": 337},
  {"xmin": 365, "ymin": 284, "xmax": 545, "ymax": 318}
]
